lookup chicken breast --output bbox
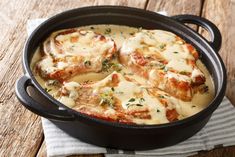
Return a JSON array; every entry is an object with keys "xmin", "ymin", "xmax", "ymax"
[{"xmin": 119, "ymin": 30, "xmax": 206, "ymax": 101}]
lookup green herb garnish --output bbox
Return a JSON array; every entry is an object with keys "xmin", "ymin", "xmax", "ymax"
[
  {"xmin": 159, "ymin": 95, "xmax": 165, "ymax": 98},
  {"xmin": 104, "ymin": 28, "xmax": 111, "ymax": 34},
  {"xmin": 173, "ymin": 51, "xmax": 178, "ymax": 54},
  {"xmin": 46, "ymin": 80, "xmax": 59, "ymax": 86},
  {"xmin": 140, "ymin": 98, "xmax": 145, "ymax": 102},
  {"xmin": 163, "ymin": 66, "xmax": 168, "ymax": 72},
  {"xmin": 128, "ymin": 98, "xmax": 135, "ymax": 102},
  {"xmin": 45, "ymin": 88, "xmax": 52, "ymax": 92},
  {"xmin": 157, "ymin": 109, "xmax": 160, "ymax": 112},
  {"xmin": 138, "ymin": 27, "xmax": 142, "ymax": 32},
  {"xmin": 83, "ymin": 80, "xmax": 91, "ymax": 84},
  {"xmin": 129, "ymin": 32, "xmax": 135, "ymax": 35},
  {"xmin": 203, "ymin": 86, "xmax": 209, "ymax": 93},
  {"xmin": 111, "ymin": 87, "xmax": 115, "ymax": 92},
  {"xmin": 99, "ymin": 92, "xmax": 114, "ymax": 108},
  {"xmin": 102, "ymin": 59, "xmax": 110, "ymax": 71},
  {"xmin": 116, "ymin": 91, "xmax": 124, "ymax": 94},
  {"xmin": 84, "ymin": 60, "xmax": 91, "ymax": 67},
  {"xmin": 102, "ymin": 59, "xmax": 122, "ymax": 72},
  {"xmin": 179, "ymin": 71, "xmax": 188, "ymax": 75},
  {"xmin": 159, "ymin": 44, "xmax": 166, "ymax": 49},
  {"xmin": 112, "ymin": 63, "xmax": 122, "ymax": 72},
  {"xmin": 123, "ymin": 72, "xmax": 134, "ymax": 76},
  {"xmin": 126, "ymin": 103, "xmax": 143, "ymax": 108}
]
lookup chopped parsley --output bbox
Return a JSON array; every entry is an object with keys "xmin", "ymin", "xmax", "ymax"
[
  {"xmin": 163, "ymin": 66, "xmax": 168, "ymax": 72},
  {"xmin": 173, "ymin": 51, "xmax": 178, "ymax": 54},
  {"xmin": 179, "ymin": 71, "xmax": 188, "ymax": 75},
  {"xmin": 115, "ymin": 91, "xmax": 124, "ymax": 94},
  {"xmin": 102, "ymin": 59, "xmax": 110, "ymax": 71},
  {"xmin": 46, "ymin": 80, "xmax": 59, "ymax": 86},
  {"xmin": 104, "ymin": 28, "xmax": 111, "ymax": 34},
  {"xmin": 126, "ymin": 103, "xmax": 143, "ymax": 108},
  {"xmin": 203, "ymin": 86, "xmax": 209, "ymax": 92},
  {"xmin": 84, "ymin": 60, "xmax": 91, "ymax": 67},
  {"xmin": 157, "ymin": 109, "xmax": 160, "ymax": 112},
  {"xmin": 128, "ymin": 98, "xmax": 135, "ymax": 102},
  {"xmin": 178, "ymin": 40, "xmax": 184, "ymax": 44},
  {"xmin": 126, "ymin": 98, "xmax": 146, "ymax": 108},
  {"xmin": 111, "ymin": 87, "xmax": 115, "ymax": 92},
  {"xmin": 138, "ymin": 27, "xmax": 142, "ymax": 32},
  {"xmin": 192, "ymin": 105, "xmax": 196, "ymax": 108},
  {"xmin": 159, "ymin": 65, "xmax": 165, "ymax": 70},
  {"xmin": 123, "ymin": 72, "xmax": 134, "ymax": 76},
  {"xmin": 129, "ymin": 32, "xmax": 135, "ymax": 35},
  {"xmin": 45, "ymin": 88, "xmax": 52, "ymax": 92},
  {"xmin": 159, "ymin": 44, "xmax": 166, "ymax": 49},
  {"xmin": 102, "ymin": 59, "xmax": 122, "ymax": 72},
  {"xmin": 112, "ymin": 63, "xmax": 122, "ymax": 72},
  {"xmin": 140, "ymin": 98, "xmax": 145, "ymax": 102},
  {"xmin": 159, "ymin": 64, "xmax": 165, "ymax": 69},
  {"xmin": 99, "ymin": 92, "xmax": 114, "ymax": 108},
  {"xmin": 49, "ymin": 52, "xmax": 55, "ymax": 58},
  {"xmin": 83, "ymin": 80, "xmax": 91, "ymax": 84},
  {"xmin": 159, "ymin": 95, "xmax": 165, "ymax": 98}
]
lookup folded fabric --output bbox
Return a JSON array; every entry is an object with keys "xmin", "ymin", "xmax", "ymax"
[
  {"xmin": 41, "ymin": 97, "xmax": 235, "ymax": 157},
  {"xmin": 27, "ymin": 17, "xmax": 235, "ymax": 157}
]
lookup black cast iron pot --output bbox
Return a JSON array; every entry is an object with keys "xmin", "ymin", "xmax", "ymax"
[{"xmin": 15, "ymin": 6, "xmax": 227, "ymax": 150}]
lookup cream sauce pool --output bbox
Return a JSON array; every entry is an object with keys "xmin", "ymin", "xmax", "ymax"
[{"xmin": 30, "ymin": 24, "xmax": 215, "ymax": 121}]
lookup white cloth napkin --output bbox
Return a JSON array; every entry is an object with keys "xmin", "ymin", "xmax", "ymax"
[{"xmin": 27, "ymin": 16, "xmax": 235, "ymax": 157}]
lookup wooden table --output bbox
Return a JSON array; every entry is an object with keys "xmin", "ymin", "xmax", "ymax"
[{"xmin": 0, "ymin": 0, "xmax": 234, "ymax": 156}]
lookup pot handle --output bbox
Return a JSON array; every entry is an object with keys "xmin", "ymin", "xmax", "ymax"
[
  {"xmin": 15, "ymin": 75, "xmax": 75, "ymax": 121},
  {"xmin": 172, "ymin": 14, "xmax": 222, "ymax": 52}
]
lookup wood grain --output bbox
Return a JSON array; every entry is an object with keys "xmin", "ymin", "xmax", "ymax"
[
  {"xmin": 146, "ymin": 0, "xmax": 203, "ymax": 15},
  {"xmin": 200, "ymin": 0, "xmax": 235, "ymax": 105},
  {"xmin": 0, "ymin": 0, "xmax": 234, "ymax": 157},
  {"xmin": 0, "ymin": 0, "xmax": 147, "ymax": 157},
  {"xmin": 146, "ymin": 0, "xmax": 203, "ymax": 30}
]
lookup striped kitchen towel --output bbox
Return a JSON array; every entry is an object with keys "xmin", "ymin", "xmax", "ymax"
[
  {"xmin": 27, "ymin": 16, "xmax": 235, "ymax": 157},
  {"xmin": 40, "ymin": 97, "xmax": 235, "ymax": 157}
]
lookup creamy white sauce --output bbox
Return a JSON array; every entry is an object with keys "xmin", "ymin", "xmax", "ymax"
[{"xmin": 31, "ymin": 24, "xmax": 215, "ymax": 124}]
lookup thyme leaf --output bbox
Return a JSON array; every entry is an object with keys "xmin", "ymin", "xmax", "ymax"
[{"xmin": 128, "ymin": 98, "xmax": 135, "ymax": 102}]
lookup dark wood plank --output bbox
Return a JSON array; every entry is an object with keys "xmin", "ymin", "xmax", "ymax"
[
  {"xmin": 200, "ymin": 0, "xmax": 235, "ymax": 106},
  {"xmin": 146, "ymin": 0, "xmax": 202, "ymax": 16},
  {"xmin": 146, "ymin": 0, "xmax": 203, "ymax": 30}
]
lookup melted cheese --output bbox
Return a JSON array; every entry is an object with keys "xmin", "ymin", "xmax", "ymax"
[
  {"xmin": 61, "ymin": 72, "xmax": 169, "ymax": 124},
  {"xmin": 166, "ymin": 71, "xmax": 191, "ymax": 82},
  {"xmin": 166, "ymin": 59, "xmax": 193, "ymax": 72},
  {"xmin": 162, "ymin": 44, "xmax": 194, "ymax": 61},
  {"xmin": 31, "ymin": 24, "xmax": 215, "ymax": 125},
  {"xmin": 54, "ymin": 30, "xmax": 114, "ymax": 57},
  {"xmin": 37, "ymin": 29, "xmax": 116, "ymax": 80}
]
